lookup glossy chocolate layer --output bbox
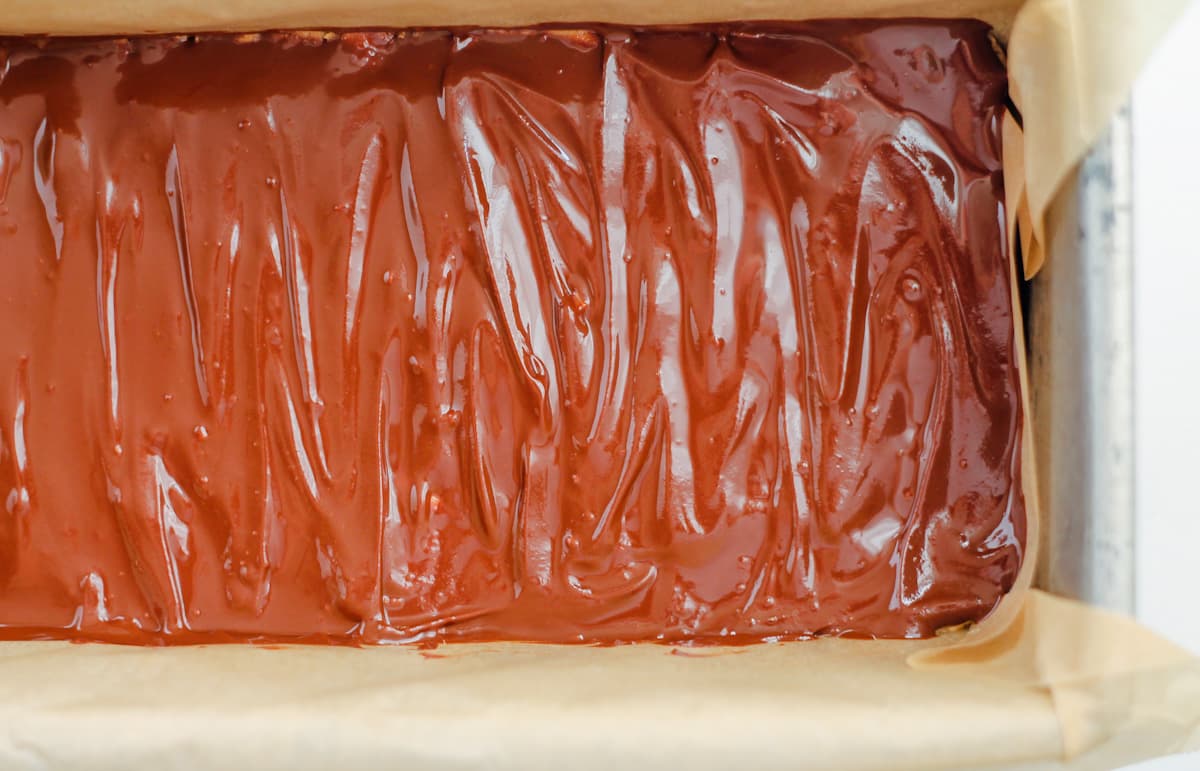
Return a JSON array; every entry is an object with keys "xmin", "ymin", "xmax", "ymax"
[{"xmin": 0, "ymin": 22, "xmax": 1022, "ymax": 644}]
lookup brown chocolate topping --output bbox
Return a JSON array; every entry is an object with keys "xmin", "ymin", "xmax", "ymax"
[{"xmin": 0, "ymin": 22, "xmax": 1022, "ymax": 645}]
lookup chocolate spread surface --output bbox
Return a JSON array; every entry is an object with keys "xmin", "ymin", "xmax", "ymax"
[{"xmin": 0, "ymin": 21, "xmax": 1022, "ymax": 644}]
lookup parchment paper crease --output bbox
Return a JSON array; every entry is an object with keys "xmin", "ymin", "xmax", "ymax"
[{"xmin": 0, "ymin": 1, "xmax": 1195, "ymax": 769}]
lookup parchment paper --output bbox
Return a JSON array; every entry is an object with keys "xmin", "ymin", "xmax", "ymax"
[{"xmin": 0, "ymin": 1, "xmax": 1195, "ymax": 769}]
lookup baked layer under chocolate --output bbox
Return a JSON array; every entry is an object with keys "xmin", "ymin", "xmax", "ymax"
[{"xmin": 0, "ymin": 22, "xmax": 1022, "ymax": 644}]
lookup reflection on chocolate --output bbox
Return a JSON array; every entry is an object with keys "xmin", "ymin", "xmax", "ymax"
[{"xmin": 0, "ymin": 22, "xmax": 1022, "ymax": 645}]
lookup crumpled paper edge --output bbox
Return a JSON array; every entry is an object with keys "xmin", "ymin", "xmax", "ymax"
[
  {"xmin": 0, "ymin": 591, "xmax": 1192, "ymax": 771},
  {"xmin": 1007, "ymin": 0, "xmax": 1193, "ymax": 277}
]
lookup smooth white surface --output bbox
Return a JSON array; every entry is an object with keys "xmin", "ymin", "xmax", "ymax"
[
  {"xmin": 1134, "ymin": 0, "xmax": 1200, "ymax": 660},
  {"xmin": 1128, "ymin": 0, "xmax": 1200, "ymax": 768}
]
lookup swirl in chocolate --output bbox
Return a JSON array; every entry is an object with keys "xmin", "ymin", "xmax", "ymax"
[{"xmin": 0, "ymin": 22, "xmax": 1022, "ymax": 644}]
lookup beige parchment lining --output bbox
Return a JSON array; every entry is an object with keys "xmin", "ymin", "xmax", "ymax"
[{"xmin": 0, "ymin": 1, "xmax": 1196, "ymax": 769}]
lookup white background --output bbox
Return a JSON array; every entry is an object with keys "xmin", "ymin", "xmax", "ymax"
[{"xmin": 1128, "ymin": 0, "xmax": 1200, "ymax": 768}]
